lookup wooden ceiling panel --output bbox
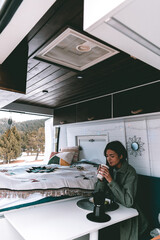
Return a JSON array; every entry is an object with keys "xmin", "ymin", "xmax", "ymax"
[
  {"xmin": 30, "ymin": 75, "xmax": 109, "ymax": 106},
  {"xmin": 26, "ymin": 66, "xmax": 66, "ymax": 92},
  {"xmin": 27, "ymin": 74, "xmax": 77, "ymax": 100},
  {"xmin": 27, "ymin": 61, "xmax": 51, "ymax": 81}
]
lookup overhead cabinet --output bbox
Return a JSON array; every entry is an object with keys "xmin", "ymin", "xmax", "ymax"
[
  {"xmin": 76, "ymin": 96, "xmax": 111, "ymax": 122},
  {"xmin": 53, "ymin": 82, "xmax": 160, "ymax": 125},
  {"xmin": 113, "ymin": 82, "xmax": 160, "ymax": 118},
  {"xmin": 53, "ymin": 96, "xmax": 111, "ymax": 125},
  {"xmin": 54, "ymin": 105, "xmax": 76, "ymax": 125}
]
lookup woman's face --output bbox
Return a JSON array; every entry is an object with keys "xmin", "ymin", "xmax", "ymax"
[{"xmin": 106, "ymin": 149, "xmax": 122, "ymax": 169}]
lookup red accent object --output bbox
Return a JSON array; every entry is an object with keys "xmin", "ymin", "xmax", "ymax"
[{"xmin": 49, "ymin": 152, "xmax": 58, "ymax": 159}]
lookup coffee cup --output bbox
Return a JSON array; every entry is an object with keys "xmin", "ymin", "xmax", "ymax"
[{"xmin": 97, "ymin": 164, "xmax": 109, "ymax": 181}]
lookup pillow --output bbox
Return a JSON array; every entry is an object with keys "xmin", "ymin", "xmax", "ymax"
[
  {"xmin": 61, "ymin": 146, "xmax": 79, "ymax": 163},
  {"xmin": 48, "ymin": 152, "xmax": 75, "ymax": 166},
  {"xmin": 49, "ymin": 152, "xmax": 58, "ymax": 159}
]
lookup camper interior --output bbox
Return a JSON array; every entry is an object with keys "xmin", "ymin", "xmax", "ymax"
[{"xmin": 0, "ymin": 0, "xmax": 160, "ymax": 240}]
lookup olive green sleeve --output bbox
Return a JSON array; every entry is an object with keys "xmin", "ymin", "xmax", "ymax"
[
  {"xmin": 108, "ymin": 170, "xmax": 138, "ymax": 208},
  {"xmin": 94, "ymin": 179, "xmax": 107, "ymax": 193}
]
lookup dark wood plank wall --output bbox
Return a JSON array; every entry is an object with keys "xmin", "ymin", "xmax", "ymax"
[{"xmin": 14, "ymin": 0, "xmax": 160, "ymax": 109}]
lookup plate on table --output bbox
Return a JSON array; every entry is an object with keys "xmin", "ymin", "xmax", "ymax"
[
  {"xmin": 89, "ymin": 197, "xmax": 111, "ymax": 205},
  {"xmin": 89, "ymin": 197, "xmax": 119, "ymax": 211}
]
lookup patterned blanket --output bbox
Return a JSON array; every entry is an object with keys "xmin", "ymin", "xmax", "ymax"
[{"xmin": 0, "ymin": 163, "xmax": 97, "ymax": 198}]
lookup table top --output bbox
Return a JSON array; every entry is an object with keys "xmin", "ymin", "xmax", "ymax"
[{"xmin": 4, "ymin": 196, "xmax": 138, "ymax": 240}]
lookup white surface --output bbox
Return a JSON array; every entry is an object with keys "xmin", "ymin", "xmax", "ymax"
[
  {"xmin": 147, "ymin": 118, "xmax": 160, "ymax": 177},
  {"xmin": 44, "ymin": 117, "xmax": 54, "ymax": 163},
  {"xmin": 3, "ymin": 102, "xmax": 53, "ymax": 116},
  {"xmin": 0, "ymin": 0, "xmax": 56, "ymax": 64},
  {"xmin": 0, "ymin": 89, "xmax": 23, "ymax": 109},
  {"xmin": 66, "ymin": 120, "xmax": 126, "ymax": 155},
  {"xmin": 114, "ymin": 0, "xmax": 160, "ymax": 47},
  {"xmin": 4, "ymin": 196, "xmax": 138, "ymax": 240},
  {"xmin": 77, "ymin": 135, "xmax": 108, "ymax": 163},
  {"xmin": 84, "ymin": 0, "xmax": 160, "ymax": 70},
  {"xmin": 0, "ymin": 218, "xmax": 24, "ymax": 240},
  {"xmin": 89, "ymin": 231, "xmax": 98, "ymax": 240},
  {"xmin": 83, "ymin": 0, "xmax": 133, "ymax": 30},
  {"xmin": 0, "ymin": 193, "xmax": 45, "ymax": 215}
]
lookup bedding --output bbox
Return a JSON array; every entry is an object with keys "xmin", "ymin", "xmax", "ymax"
[{"xmin": 0, "ymin": 162, "xmax": 98, "ymax": 211}]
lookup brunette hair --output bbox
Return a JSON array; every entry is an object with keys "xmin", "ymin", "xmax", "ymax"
[{"xmin": 104, "ymin": 141, "xmax": 127, "ymax": 161}]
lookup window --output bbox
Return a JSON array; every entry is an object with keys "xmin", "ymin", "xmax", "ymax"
[{"xmin": 0, "ymin": 110, "xmax": 50, "ymax": 166}]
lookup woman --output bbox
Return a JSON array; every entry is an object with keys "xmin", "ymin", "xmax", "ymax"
[{"xmin": 95, "ymin": 140, "xmax": 148, "ymax": 240}]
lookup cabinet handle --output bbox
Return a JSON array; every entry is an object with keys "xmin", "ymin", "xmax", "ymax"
[
  {"xmin": 88, "ymin": 117, "xmax": 95, "ymax": 121},
  {"xmin": 59, "ymin": 121, "xmax": 66, "ymax": 124},
  {"xmin": 131, "ymin": 109, "xmax": 143, "ymax": 115}
]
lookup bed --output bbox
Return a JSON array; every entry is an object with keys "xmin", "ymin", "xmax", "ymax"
[
  {"xmin": 0, "ymin": 162, "xmax": 98, "ymax": 213},
  {"xmin": 0, "ymin": 134, "xmax": 108, "ymax": 214}
]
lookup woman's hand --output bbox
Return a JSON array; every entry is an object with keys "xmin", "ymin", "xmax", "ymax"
[{"xmin": 98, "ymin": 165, "xmax": 112, "ymax": 183}]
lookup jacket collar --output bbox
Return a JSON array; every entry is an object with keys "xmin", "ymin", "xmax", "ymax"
[{"xmin": 115, "ymin": 160, "xmax": 128, "ymax": 173}]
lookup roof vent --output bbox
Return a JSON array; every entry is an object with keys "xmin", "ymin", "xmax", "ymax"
[{"xmin": 36, "ymin": 28, "xmax": 119, "ymax": 71}]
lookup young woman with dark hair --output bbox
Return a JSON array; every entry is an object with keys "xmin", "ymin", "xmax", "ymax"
[{"xmin": 95, "ymin": 140, "xmax": 148, "ymax": 240}]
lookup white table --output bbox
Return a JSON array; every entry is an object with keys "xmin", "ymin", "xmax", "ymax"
[{"xmin": 4, "ymin": 196, "xmax": 138, "ymax": 240}]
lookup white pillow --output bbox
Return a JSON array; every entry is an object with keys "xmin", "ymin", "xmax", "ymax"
[
  {"xmin": 61, "ymin": 146, "xmax": 79, "ymax": 162},
  {"xmin": 56, "ymin": 152, "xmax": 75, "ymax": 165}
]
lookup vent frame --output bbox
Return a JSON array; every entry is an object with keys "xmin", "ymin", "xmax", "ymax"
[{"xmin": 35, "ymin": 27, "xmax": 119, "ymax": 71}]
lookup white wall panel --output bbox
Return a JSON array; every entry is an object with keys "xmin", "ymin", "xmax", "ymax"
[
  {"xmin": 66, "ymin": 121, "xmax": 126, "ymax": 148},
  {"xmin": 44, "ymin": 118, "xmax": 54, "ymax": 163},
  {"xmin": 147, "ymin": 118, "xmax": 160, "ymax": 177},
  {"xmin": 58, "ymin": 125, "xmax": 67, "ymax": 151},
  {"xmin": 53, "ymin": 114, "xmax": 160, "ymax": 177}
]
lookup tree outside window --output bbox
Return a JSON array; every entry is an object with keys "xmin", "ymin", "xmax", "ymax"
[
  {"xmin": 0, "ymin": 126, "xmax": 21, "ymax": 164},
  {"xmin": 0, "ymin": 111, "xmax": 49, "ymax": 165}
]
